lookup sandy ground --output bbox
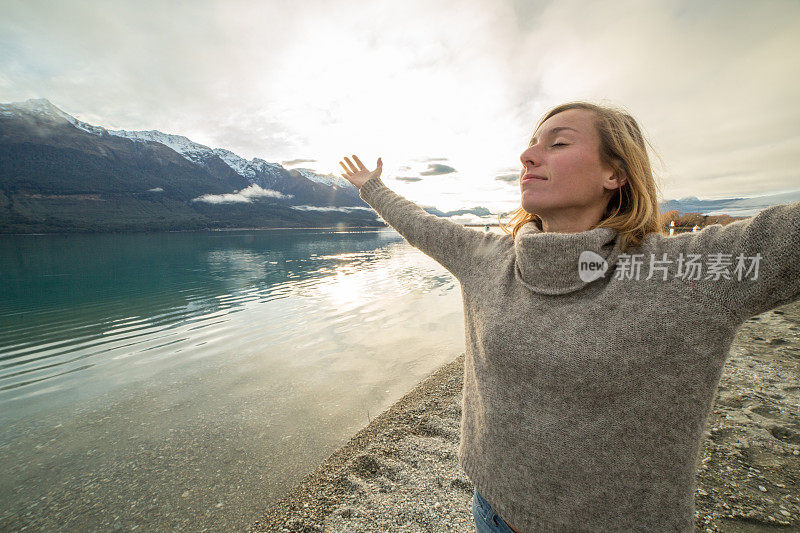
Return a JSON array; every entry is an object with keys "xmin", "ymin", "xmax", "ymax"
[{"xmin": 248, "ymin": 300, "xmax": 800, "ymax": 533}]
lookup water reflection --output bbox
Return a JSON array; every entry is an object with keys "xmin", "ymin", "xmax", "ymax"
[
  {"xmin": 0, "ymin": 228, "xmax": 466, "ymax": 531},
  {"xmin": 0, "ymin": 229, "xmax": 443, "ymax": 402}
]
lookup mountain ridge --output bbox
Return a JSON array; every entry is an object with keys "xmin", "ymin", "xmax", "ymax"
[{"xmin": 0, "ymin": 98, "xmax": 381, "ymax": 234}]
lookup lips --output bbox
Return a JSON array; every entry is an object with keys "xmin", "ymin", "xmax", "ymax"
[{"xmin": 522, "ymin": 173, "xmax": 547, "ymax": 183}]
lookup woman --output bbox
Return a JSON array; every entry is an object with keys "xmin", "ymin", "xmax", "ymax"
[{"xmin": 339, "ymin": 101, "xmax": 800, "ymax": 532}]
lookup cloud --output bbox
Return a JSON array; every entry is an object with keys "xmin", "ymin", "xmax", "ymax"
[
  {"xmin": 282, "ymin": 158, "xmax": 317, "ymax": 166},
  {"xmin": 1, "ymin": 0, "xmax": 799, "ymax": 213},
  {"xmin": 448, "ymin": 213, "xmax": 500, "ymax": 225},
  {"xmin": 191, "ymin": 184, "xmax": 292, "ymax": 204},
  {"xmin": 420, "ymin": 164, "xmax": 457, "ymax": 176},
  {"xmin": 494, "ymin": 173, "xmax": 520, "ymax": 184}
]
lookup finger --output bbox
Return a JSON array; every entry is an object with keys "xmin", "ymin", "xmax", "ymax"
[
  {"xmin": 352, "ymin": 154, "xmax": 366, "ymax": 171},
  {"xmin": 339, "ymin": 161, "xmax": 351, "ymax": 174},
  {"xmin": 343, "ymin": 157, "xmax": 357, "ymax": 173}
]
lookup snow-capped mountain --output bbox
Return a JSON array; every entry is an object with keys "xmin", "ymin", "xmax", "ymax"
[
  {"xmin": 661, "ymin": 189, "xmax": 800, "ymax": 217},
  {"xmin": 106, "ymin": 124, "xmax": 355, "ymax": 193},
  {"xmin": 0, "ymin": 97, "xmax": 356, "ymax": 194},
  {"xmin": 0, "ymin": 97, "xmax": 380, "ymax": 233},
  {"xmin": 107, "ymin": 129, "xmax": 218, "ymax": 165},
  {"xmin": 0, "ymin": 97, "xmax": 108, "ymax": 136},
  {"xmin": 287, "ymin": 167, "xmax": 345, "ymax": 188},
  {"xmin": 105, "ymin": 129, "xmax": 293, "ymax": 183},
  {"xmin": 211, "ymin": 148, "xmax": 281, "ymax": 181}
]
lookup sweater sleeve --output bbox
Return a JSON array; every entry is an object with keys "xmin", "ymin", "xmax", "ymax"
[
  {"xmin": 357, "ymin": 175, "xmax": 504, "ymax": 284},
  {"xmin": 674, "ymin": 200, "xmax": 800, "ymax": 321}
]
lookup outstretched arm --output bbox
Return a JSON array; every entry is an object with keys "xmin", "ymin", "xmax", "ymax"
[
  {"xmin": 673, "ymin": 200, "xmax": 800, "ymax": 321},
  {"xmin": 340, "ymin": 155, "xmax": 504, "ymax": 284}
]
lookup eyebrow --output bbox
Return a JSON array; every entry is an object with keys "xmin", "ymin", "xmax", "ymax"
[{"xmin": 530, "ymin": 126, "xmax": 579, "ymax": 145}]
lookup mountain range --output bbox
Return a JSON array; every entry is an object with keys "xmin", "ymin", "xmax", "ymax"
[
  {"xmin": 1, "ymin": 98, "xmax": 797, "ymax": 234},
  {"xmin": 660, "ymin": 189, "xmax": 800, "ymax": 218},
  {"xmin": 0, "ymin": 98, "xmax": 388, "ymax": 234}
]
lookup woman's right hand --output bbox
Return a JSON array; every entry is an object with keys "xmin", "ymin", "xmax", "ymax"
[{"xmin": 339, "ymin": 155, "xmax": 382, "ymax": 190}]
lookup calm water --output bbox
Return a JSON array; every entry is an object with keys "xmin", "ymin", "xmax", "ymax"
[{"xmin": 0, "ymin": 227, "xmax": 486, "ymax": 531}]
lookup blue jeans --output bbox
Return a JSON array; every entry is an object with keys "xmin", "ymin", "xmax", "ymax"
[{"xmin": 472, "ymin": 488, "xmax": 518, "ymax": 533}]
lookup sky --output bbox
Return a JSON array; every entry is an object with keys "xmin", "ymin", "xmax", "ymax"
[{"xmin": 1, "ymin": 0, "xmax": 799, "ymax": 214}]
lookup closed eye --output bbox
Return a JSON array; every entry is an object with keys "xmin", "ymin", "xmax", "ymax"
[{"xmin": 551, "ymin": 142, "xmax": 568, "ymax": 147}]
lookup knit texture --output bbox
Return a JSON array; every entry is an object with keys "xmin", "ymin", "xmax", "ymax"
[{"xmin": 358, "ymin": 176, "xmax": 800, "ymax": 532}]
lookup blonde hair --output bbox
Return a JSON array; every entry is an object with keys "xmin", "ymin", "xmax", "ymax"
[{"xmin": 499, "ymin": 100, "xmax": 666, "ymax": 252}]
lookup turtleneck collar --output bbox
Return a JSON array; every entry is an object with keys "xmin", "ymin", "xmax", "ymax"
[{"xmin": 513, "ymin": 221, "xmax": 621, "ymax": 295}]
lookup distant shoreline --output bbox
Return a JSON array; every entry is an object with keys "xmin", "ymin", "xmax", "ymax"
[
  {"xmin": 0, "ymin": 225, "xmax": 389, "ymax": 236},
  {"xmin": 1, "ymin": 224, "xmax": 515, "ymax": 236},
  {"xmin": 0, "ymin": 214, "xmax": 748, "ymax": 237}
]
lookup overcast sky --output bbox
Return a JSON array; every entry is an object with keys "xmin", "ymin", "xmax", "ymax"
[{"xmin": 2, "ymin": 0, "xmax": 799, "ymax": 213}]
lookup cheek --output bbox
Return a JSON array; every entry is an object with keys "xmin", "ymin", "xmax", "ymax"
[{"xmin": 555, "ymin": 151, "xmax": 603, "ymax": 186}]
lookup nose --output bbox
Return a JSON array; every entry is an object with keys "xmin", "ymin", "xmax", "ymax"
[{"xmin": 520, "ymin": 144, "xmax": 542, "ymax": 172}]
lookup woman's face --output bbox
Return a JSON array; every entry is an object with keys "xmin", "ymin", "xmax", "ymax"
[{"xmin": 519, "ymin": 108, "xmax": 621, "ymax": 223}]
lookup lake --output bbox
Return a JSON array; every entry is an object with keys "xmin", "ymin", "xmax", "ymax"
[{"xmin": 0, "ymin": 227, "xmax": 483, "ymax": 531}]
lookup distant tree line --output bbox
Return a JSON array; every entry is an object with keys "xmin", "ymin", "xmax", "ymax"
[{"xmin": 660, "ymin": 210, "xmax": 746, "ymax": 233}]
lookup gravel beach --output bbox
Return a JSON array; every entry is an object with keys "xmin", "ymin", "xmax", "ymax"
[{"xmin": 248, "ymin": 300, "xmax": 800, "ymax": 533}]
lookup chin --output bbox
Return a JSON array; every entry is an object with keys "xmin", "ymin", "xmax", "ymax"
[{"xmin": 521, "ymin": 201, "xmax": 554, "ymax": 214}]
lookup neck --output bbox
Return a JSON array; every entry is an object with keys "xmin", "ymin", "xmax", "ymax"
[
  {"xmin": 538, "ymin": 212, "xmax": 602, "ymax": 234},
  {"xmin": 536, "ymin": 198, "xmax": 612, "ymax": 233}
]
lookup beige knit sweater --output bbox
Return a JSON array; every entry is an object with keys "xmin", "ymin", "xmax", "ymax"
[{"xmin": 358, "ymin": 175, "xmax": 800, "ymax": 532}]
